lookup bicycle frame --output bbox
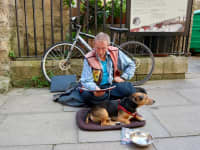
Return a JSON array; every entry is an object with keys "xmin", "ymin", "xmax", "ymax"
[{"xmin": 65, "ymin": 24, "xmax": 95, "ymax": 61}]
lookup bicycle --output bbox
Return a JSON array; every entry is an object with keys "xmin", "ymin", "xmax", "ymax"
[{"xmin": 41, "ymin": 16, "xmax": 155, "ymax": 86}]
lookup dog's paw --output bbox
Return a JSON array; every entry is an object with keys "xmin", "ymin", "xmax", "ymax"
[
  {"xmin": 135, "ymin": 113, "xmax": 145, "ymax": 121},
  {"xmin": 136, "ymin": 116, "xmax": 145, "ymax": 121}
]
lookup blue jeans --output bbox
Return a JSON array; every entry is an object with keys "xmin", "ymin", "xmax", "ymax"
[{"xmin": 80, "ymin": 82, "xmax": 136, "ymax": 106}]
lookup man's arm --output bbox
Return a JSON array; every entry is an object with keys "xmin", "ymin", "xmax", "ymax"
[
  {"xmin": 80, "ymin": 59, "xmax": 105, "ymax": 96},
  {"xmin": 80, "ymin": 59, "xmax": 97, "ymax": 90},
  {"xmin": 117, "ymin": 50, "xmax": 136, "ymax": 80}
]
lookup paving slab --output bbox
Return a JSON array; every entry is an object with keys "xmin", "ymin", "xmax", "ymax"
[
  {"xmin": 188, "ymin": 56, "xmax": 200, "ymax": 74},
  {"xmin": 184, "ymin": 78, "xmax": 200, "ymax": 86},
  {"xmin": 147, "ymin": 88, "xmax": 190, "ymax": 107},
  {"xmin": 23, "ymin": 88, "xmax": 53, "ymax": 96},
  {"xmin": 0, "ymin": 112, "xmax": 77, "ymax": 146},
  {"xmin": 177, "ymin": 88, "xmax": 200, "ymax": 104},
  {"xmin": 142, "ymin": 79, "xmax": 200, "ymax": 90},
  {"xmin": 154, "ymin": 136, "xmax": 200, "ymax": 150},
  {"xmin": 0, "ymin": 115, "xmax": 7, "ymax": 125},
  {"xmin": 137, "ymin": 108, "xmax": 170, "ymax": 138},
  {"xmin": 151, "ymin": 105, "xmax": 200, "ymax": 136},
  {"xmin": 6, "ymin": 88, "xmax": 25, "ymax": 96},
  {"xmin": 63, "ymin": 106, "xmax": 82, "ymax": 112},
  {"xmin": 0, "ymin": 95, "xmax": 8, "ymax": 107},
  {"xmin": 186, "ymin": 73, "xmax": 200, "ymax": 79},
  {"xmin": 188, "ymin": 63, "xmax": 200, "ymax": 73},
  {"xmin": 78, "ymin": 129, "xmax": 121, "ymax": 143},
  {"xmin": 54, "ymin": 142, "xmax": 156, "ymax": 150},
  {"xmin": 0, "ymin": 95, "xmax": 63, "ymax": 114},
  {"xmin": 0, "ymin": 145, "xmax": 52, "ymax": 150}
]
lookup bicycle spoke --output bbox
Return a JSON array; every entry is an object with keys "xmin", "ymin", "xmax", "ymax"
[
  {"xmin": 57, "ymin": 46, "xmax": 65, "ymax": 57},
  {"xmin": 42, "ymin": 42, "xmax": 85, "ymax": 82},
  {"xmin": 120, "ymin": 41, "xmax": 155, "ymax": 86},
  {"xmin": 59, "ymin": 45, "xmax": 65, "ymax": 58},
  {"xmin": 48, "ymin": 52, "xmax": 59, "ymax": 60},
  {"xmin": 63, "ymin": 44, "xmax": 67, "ymax": 56},
  {"xmin": 53, "ymin": 50, "xmax": 62, "ymax": 59},
  {"xmin": 50, "ymin": 50, "xmax": 58, "ymax": 58},
  {"xmin": 54, "ymin": 47, "xmax": 62, "ymax": 57}
]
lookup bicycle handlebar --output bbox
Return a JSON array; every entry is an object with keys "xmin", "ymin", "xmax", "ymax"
[
  {"xmin": 71, "ymin": 16, "xmax": 81, "ymax": 29},
  {"xmin": 70, "ymin": 16, "xmax": 95, "ymax": 40}
]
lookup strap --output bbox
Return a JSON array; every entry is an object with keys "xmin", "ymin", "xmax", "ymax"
[{"xmin": 118, "ymin": 104, "xmax": 137, "ymax": 118}]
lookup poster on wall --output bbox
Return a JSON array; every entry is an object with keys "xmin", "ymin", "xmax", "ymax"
[{"xmin": 130, "ymin": 0, "xmax": 188, "ymax": 32}]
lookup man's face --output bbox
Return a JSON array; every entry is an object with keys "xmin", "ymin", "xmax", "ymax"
[{"xmin": 94, "ymin": 40, "xmax": 108, "ymax": 60}]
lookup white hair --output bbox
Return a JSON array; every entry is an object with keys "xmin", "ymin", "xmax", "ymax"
[{"xmin": 95, "ymin": 32, "xmax": 110, "ymax": 44}]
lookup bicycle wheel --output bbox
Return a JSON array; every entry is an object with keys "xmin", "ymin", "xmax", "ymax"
[
  {"xmin": 119, "ymin": 41, "xmax": 155, "ymax": 86},
  {"xmin": 41, "ymin": 42, "xmax": 85, "ymax": 82}
]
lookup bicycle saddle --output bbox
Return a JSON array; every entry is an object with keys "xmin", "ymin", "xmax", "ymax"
[{"xmin": 109, "ymin": 26, "xmax": 129, "ymax": 33}]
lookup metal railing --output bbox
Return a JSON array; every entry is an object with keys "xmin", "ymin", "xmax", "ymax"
[{"xmin": 14, "ymin": 0, "xmax": 193, "ymax": 58}]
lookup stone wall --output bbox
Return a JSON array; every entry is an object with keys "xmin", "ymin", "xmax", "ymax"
[
  {"xmin": 0, "ymin": 1, "xmax": 16, "ymax": 93},
  {"xmin": 10, "ymin": 56, "xmax": 188, "ymax": 87}
]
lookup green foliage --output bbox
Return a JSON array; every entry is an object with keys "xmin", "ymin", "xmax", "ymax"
[
  {"xmin": 8, "ymin": 51, "xmax": 16, "ymax": 59},
  {"xmin": 82, "ymin": 28, "xmax": 92, "ymax": 34},
  {"xmin": 47, "ymin": 70, "xmax": 55, "ymax": 79},
  {"xmin": 65, "ymin": 31, "xmax": 76, "ymax": 41},
  {"xmin": 80, "ymin": 0, "xmax": 126, "ymax": 27},
  {"xmin": 31, "ymin": 70, "xmax": 55, "ymax": 88},
  {"xmin": 31, "ymin": 73, "xmax": 50, "ymax": 88},
  {"xmin": 63, "ymin": 0, "xmax": 75, "ymax": 7},
  {"xmin": 80, "ymin": 0, "xmax": 109, "ymax": 26},
  {"xmin": 64, "ymin": 0, "xmax": 127, "ymax": 32},
  {"xmin": 106, "ymin": 0, "xmax": 126, "ymax": 18}
]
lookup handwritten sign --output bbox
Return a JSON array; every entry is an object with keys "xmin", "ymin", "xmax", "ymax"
[{"xmin": 130, "ymin": 0, "xmax": 188, "ymax": 32}]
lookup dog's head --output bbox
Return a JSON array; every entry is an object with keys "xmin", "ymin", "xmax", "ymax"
[{"xmin": 129, "ymin": 87, "xmax": 155, "ymax": 107}]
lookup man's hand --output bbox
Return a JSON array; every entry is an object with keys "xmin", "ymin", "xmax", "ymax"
[
  {"xmin": 114, "ymin": 76, "xmax": 125, "ymax": 83},
  {"xmin": 94, "ymin": 91, "xmax": 105, "ymax": 97},
  {"xmin": 93, "ymin": 86, "xmax": 105, "ymax": 97}
]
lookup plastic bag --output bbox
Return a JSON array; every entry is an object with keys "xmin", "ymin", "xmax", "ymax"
[{"xmin": 121, "ymin": 127, "xmax": 139, "ymax": 144}]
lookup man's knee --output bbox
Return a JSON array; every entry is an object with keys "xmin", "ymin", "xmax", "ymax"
[
  {"xmin": 80, "ymin": 91, "xmax": 109, "ymax": 106},
  {"xmin": 123, "ymin": 82, "xmax": 136, "ymax": 95},
  {"xmin": 114, "ymin": 82, "xmax": 136, "ymax": 96}
]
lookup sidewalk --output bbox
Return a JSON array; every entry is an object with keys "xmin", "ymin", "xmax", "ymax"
[{"xmin": 0, "ymin": 56, "xmax": 200, "ymax": 150}]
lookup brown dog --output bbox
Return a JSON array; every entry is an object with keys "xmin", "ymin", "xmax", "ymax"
[{"xmin": 86, "ymin": 87, "xmax": 155, "ymax": 126}]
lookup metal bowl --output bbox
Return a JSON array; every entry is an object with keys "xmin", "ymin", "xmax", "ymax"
[{"xmin": 130, "ymin": 131, "xmax": 153, "ymax": 147}]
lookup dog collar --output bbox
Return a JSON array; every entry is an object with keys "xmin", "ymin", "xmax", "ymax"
[{"xmin": 117, "ymin": 104, "xmax": 137, "ymax": 118}]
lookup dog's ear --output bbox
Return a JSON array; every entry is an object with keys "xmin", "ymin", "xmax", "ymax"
[{"xmin": 135, "ymin": 87, "xmax": 147, "ymax": 94}]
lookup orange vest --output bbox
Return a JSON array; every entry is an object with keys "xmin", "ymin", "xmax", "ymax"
[{"xmin": 85, "ymin": 46, "xmax": 120, "ymax": 85}]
